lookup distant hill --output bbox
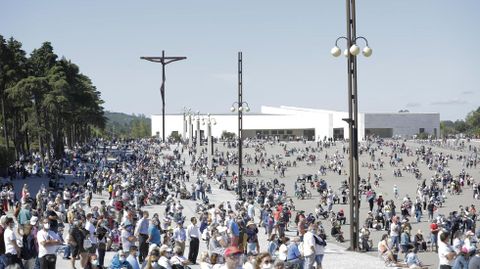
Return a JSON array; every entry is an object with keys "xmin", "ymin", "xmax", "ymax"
[{"xmin": 104, "ymin": 111, "xmax": 151, "ymax": 138}]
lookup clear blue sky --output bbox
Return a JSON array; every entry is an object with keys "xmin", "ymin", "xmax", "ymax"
[{"xmin": 2, "ymin": 0, "xmax": 479, "ymax": 121}]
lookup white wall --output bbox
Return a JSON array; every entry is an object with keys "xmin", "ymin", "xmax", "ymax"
[
  {"xmin": 152, "ymin": 113, "xmax": 332, "ymax": 141},
  {"xmin": 364, "ymin": 113, "xmax": 440, "ymax": 138}
]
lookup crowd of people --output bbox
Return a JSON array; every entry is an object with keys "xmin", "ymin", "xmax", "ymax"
[{"xmin": 0, "ymin": 137, "xmax": 478, "ymax": 269}]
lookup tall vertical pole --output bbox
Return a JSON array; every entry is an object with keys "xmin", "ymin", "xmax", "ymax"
[
  {"xmin": 196, "ymin": 115, "xmax": 201, "ymax": 151},
  {"xmin": 161, "ymin": 50, "xmax": 166, "ymax": 142},
  {"xmin": 189, "ymin": 114, "xmax": 193, "ymax": 148},
  {"xmin": 207, "ymin": 123, "xmax": 212, "ymax": 168},
  {"xmin": 351, "ymin": 1, "xmax": 360, "ymax": 248},
  {"xmin": 183, "ymin": 111, "xmax": 187, "ymax": 142},
  {"xmin": 238, "ymin": 51, "xmax": 243, "ymax": 201},
  {"xmin": 346, "ymin": 0, "xmax": 359, "ymax": 251}
]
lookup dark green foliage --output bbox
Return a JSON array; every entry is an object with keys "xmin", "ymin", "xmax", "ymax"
[
  {"xmin": 440, "ymin": 107, "xmax": 480, "ymax": 137},
  {"xmin": 104, "ymin": 111, "xmax": 151, "ymax": 139},
  {"xmin": 0, "ymin": 35, "xmax": 106, "ymax": 159}
]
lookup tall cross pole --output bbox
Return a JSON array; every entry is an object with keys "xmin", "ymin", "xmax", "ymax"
[{"xmin": 141, "ymin": 51, "xmax": 186, "ymax": 141}]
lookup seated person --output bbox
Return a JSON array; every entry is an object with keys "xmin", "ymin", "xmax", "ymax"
[
  {"xmin": 170, "ymin": 246, "xmax": 190, "ymax": 268},
  {"xmin": 377, "ymin": 234, "xmax": 398, "ymax": 266},
  {"xmin": 405, "ymin": 248, "xmax": 426, "ymax": 268}
]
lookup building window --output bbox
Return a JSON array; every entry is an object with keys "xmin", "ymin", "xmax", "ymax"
[
  {"xmin": 278, "ymin": 130, "xmax": 285, "ymax": 135},
  {"xmin": 419, "ymin": 128, "xmax": 425, "ymax": 133},
  {"xmin": 286, "ymin": 130, "xmax": 293, "ymax": 135},
  {"xmin": 271, "ymin": 130, "xmax": 278, "ymax": 135}
]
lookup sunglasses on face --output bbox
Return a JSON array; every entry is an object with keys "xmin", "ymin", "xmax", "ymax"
[
  {"xmin": 263, "ymin": 259, "xmax": 274, "ymax": 264},
  {"xmin": 227, "ymin": 253, "xmax": 242, "ymax": 259}
]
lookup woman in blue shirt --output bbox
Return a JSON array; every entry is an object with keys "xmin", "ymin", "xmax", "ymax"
[{"xmin": 148, "ymin": 219, "xmax": 161, "ymax": 246}]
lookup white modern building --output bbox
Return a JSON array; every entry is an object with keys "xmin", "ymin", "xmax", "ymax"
[{"xmin": 151, "ymin": 105, "xmax": 440, "ymax": 141}]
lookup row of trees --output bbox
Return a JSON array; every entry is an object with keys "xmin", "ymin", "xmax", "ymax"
[
  {"xmin": 104, "ymin": 112, "xmax": 151, "ymax": 139},
  {"xmin": 0, "ymin": 35, "xmax": 106, "ymax": 160},
  {"xmin": 441, "ymin": 107, "xmax": 480, "ymax": 138}
]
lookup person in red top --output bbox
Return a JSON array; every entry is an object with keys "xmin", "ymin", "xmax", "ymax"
[
  {"xmin": 429, "ymin": 219, "xmax": 439, "ymax": 252},
  {"xmin": 276, "ymin": 203, "xmax": 283, "ymax": 213}
]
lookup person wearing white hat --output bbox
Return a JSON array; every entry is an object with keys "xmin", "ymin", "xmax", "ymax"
[{"xmin": 158, "ymin": 245, "xmax": 172, "ymax": 269}]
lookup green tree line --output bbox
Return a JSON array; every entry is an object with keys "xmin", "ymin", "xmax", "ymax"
[
  {"xmin": 441, "ymin": 106, "xmax": 480, "ymax": 137},
  {"xmin": 0, "ymin": 35, "xmax": 106, "ymax": 160},
  {"xmin": 104, "ymin": 111, "xmax": 151, "ymax": 139}
]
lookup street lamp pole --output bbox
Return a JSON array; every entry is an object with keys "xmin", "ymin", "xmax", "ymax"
[
  {"xmin": 183, "ymin": 107, "xmax": 191, "ymax": 143},
  {"xmin": 202, "ymin": 114, "xmax": 216, "ymax": 169},
  {"xmin": 195, "ymin": 111, "xmax": 201, "ymax": 151},
  {"xmin": 140, "ymin": 51, "xmax": 186, "ymax": 142},
  {"xmin": 331, "ymin": 0, "xmax": 372, "ymax": 251},
  {"xmin": 230, "ymin": 51, "xmax": 250, "ymax": 201},
  {"xmin": 188, "ymin": 112, "xmax": 194, "ymax": 148}
]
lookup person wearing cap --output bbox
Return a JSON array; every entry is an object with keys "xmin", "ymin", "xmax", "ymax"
[
  {"xmin": 158, "ymin": 245, "xmax": 172, "ymax": 269},
  {"xmin": 221, "ymin": 246, "xmax": 243, "ymax": 269},
  {"xmin": 172, "ymin": 221, "xmax": 186, "ymax": 255},
  {"xmin": 37, "ymin": 217, "xmax": 62, "ymax": 269}
]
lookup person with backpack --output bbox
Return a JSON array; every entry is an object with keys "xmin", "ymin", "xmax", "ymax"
[
  {"xmin": 68, "ymin": 220, "xmax": 88, "ymax": 269},
  {"xmin": 20, "ymin": 224, "xmax": 37, "ymax": 269}
]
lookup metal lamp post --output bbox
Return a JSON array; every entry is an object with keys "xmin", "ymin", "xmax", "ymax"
[
  {"xmin": 230, "ymin": 51, "xmax": 250, "ymax": 201},
  {"xmin": 183, "ymin": 107, "xmax": 191, "ymax": 143},
  {"xmin": 188, "ymin": 112, "xmax": 194, "ymax": 148},
  {"xmin": 140, "ymin": 51, "xmax": 186, "ymax": 142},
  {"xmin": 202, "ymin": 114, "xmax": 216, "ymax": 169},
  {"xmin": 195, "ymin": 111, "xmax": 201, "ymax": 151},
  {"xmin": 331, "ymin": 0, "xmax": 372, "ymax": 251}
]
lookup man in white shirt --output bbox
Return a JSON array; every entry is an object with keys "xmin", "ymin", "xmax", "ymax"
[
  {"xmin": 63, "ymin": 189, "xmax": 71, "ymax": 209},
  {"xmin": 85, "ymin": 213, "xmax": 98, "ymax": 253},
  {"xmin": 303, "ymin": 224, "xmax": 316, "ymax": 269},
  {"xmin": 438, "ymin": 231, "xmax": 456, "ymax": 269},
  {"xmin": 37, "ymin": 217, "xmax": 62, "ymax": 269},
  {"xmin": 187, "ymin": 217, "xmax": 200, "ymax": 264},
  {"xmin": 4, "ymin": 217, "xmax": 22, "ymax": 267}
]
